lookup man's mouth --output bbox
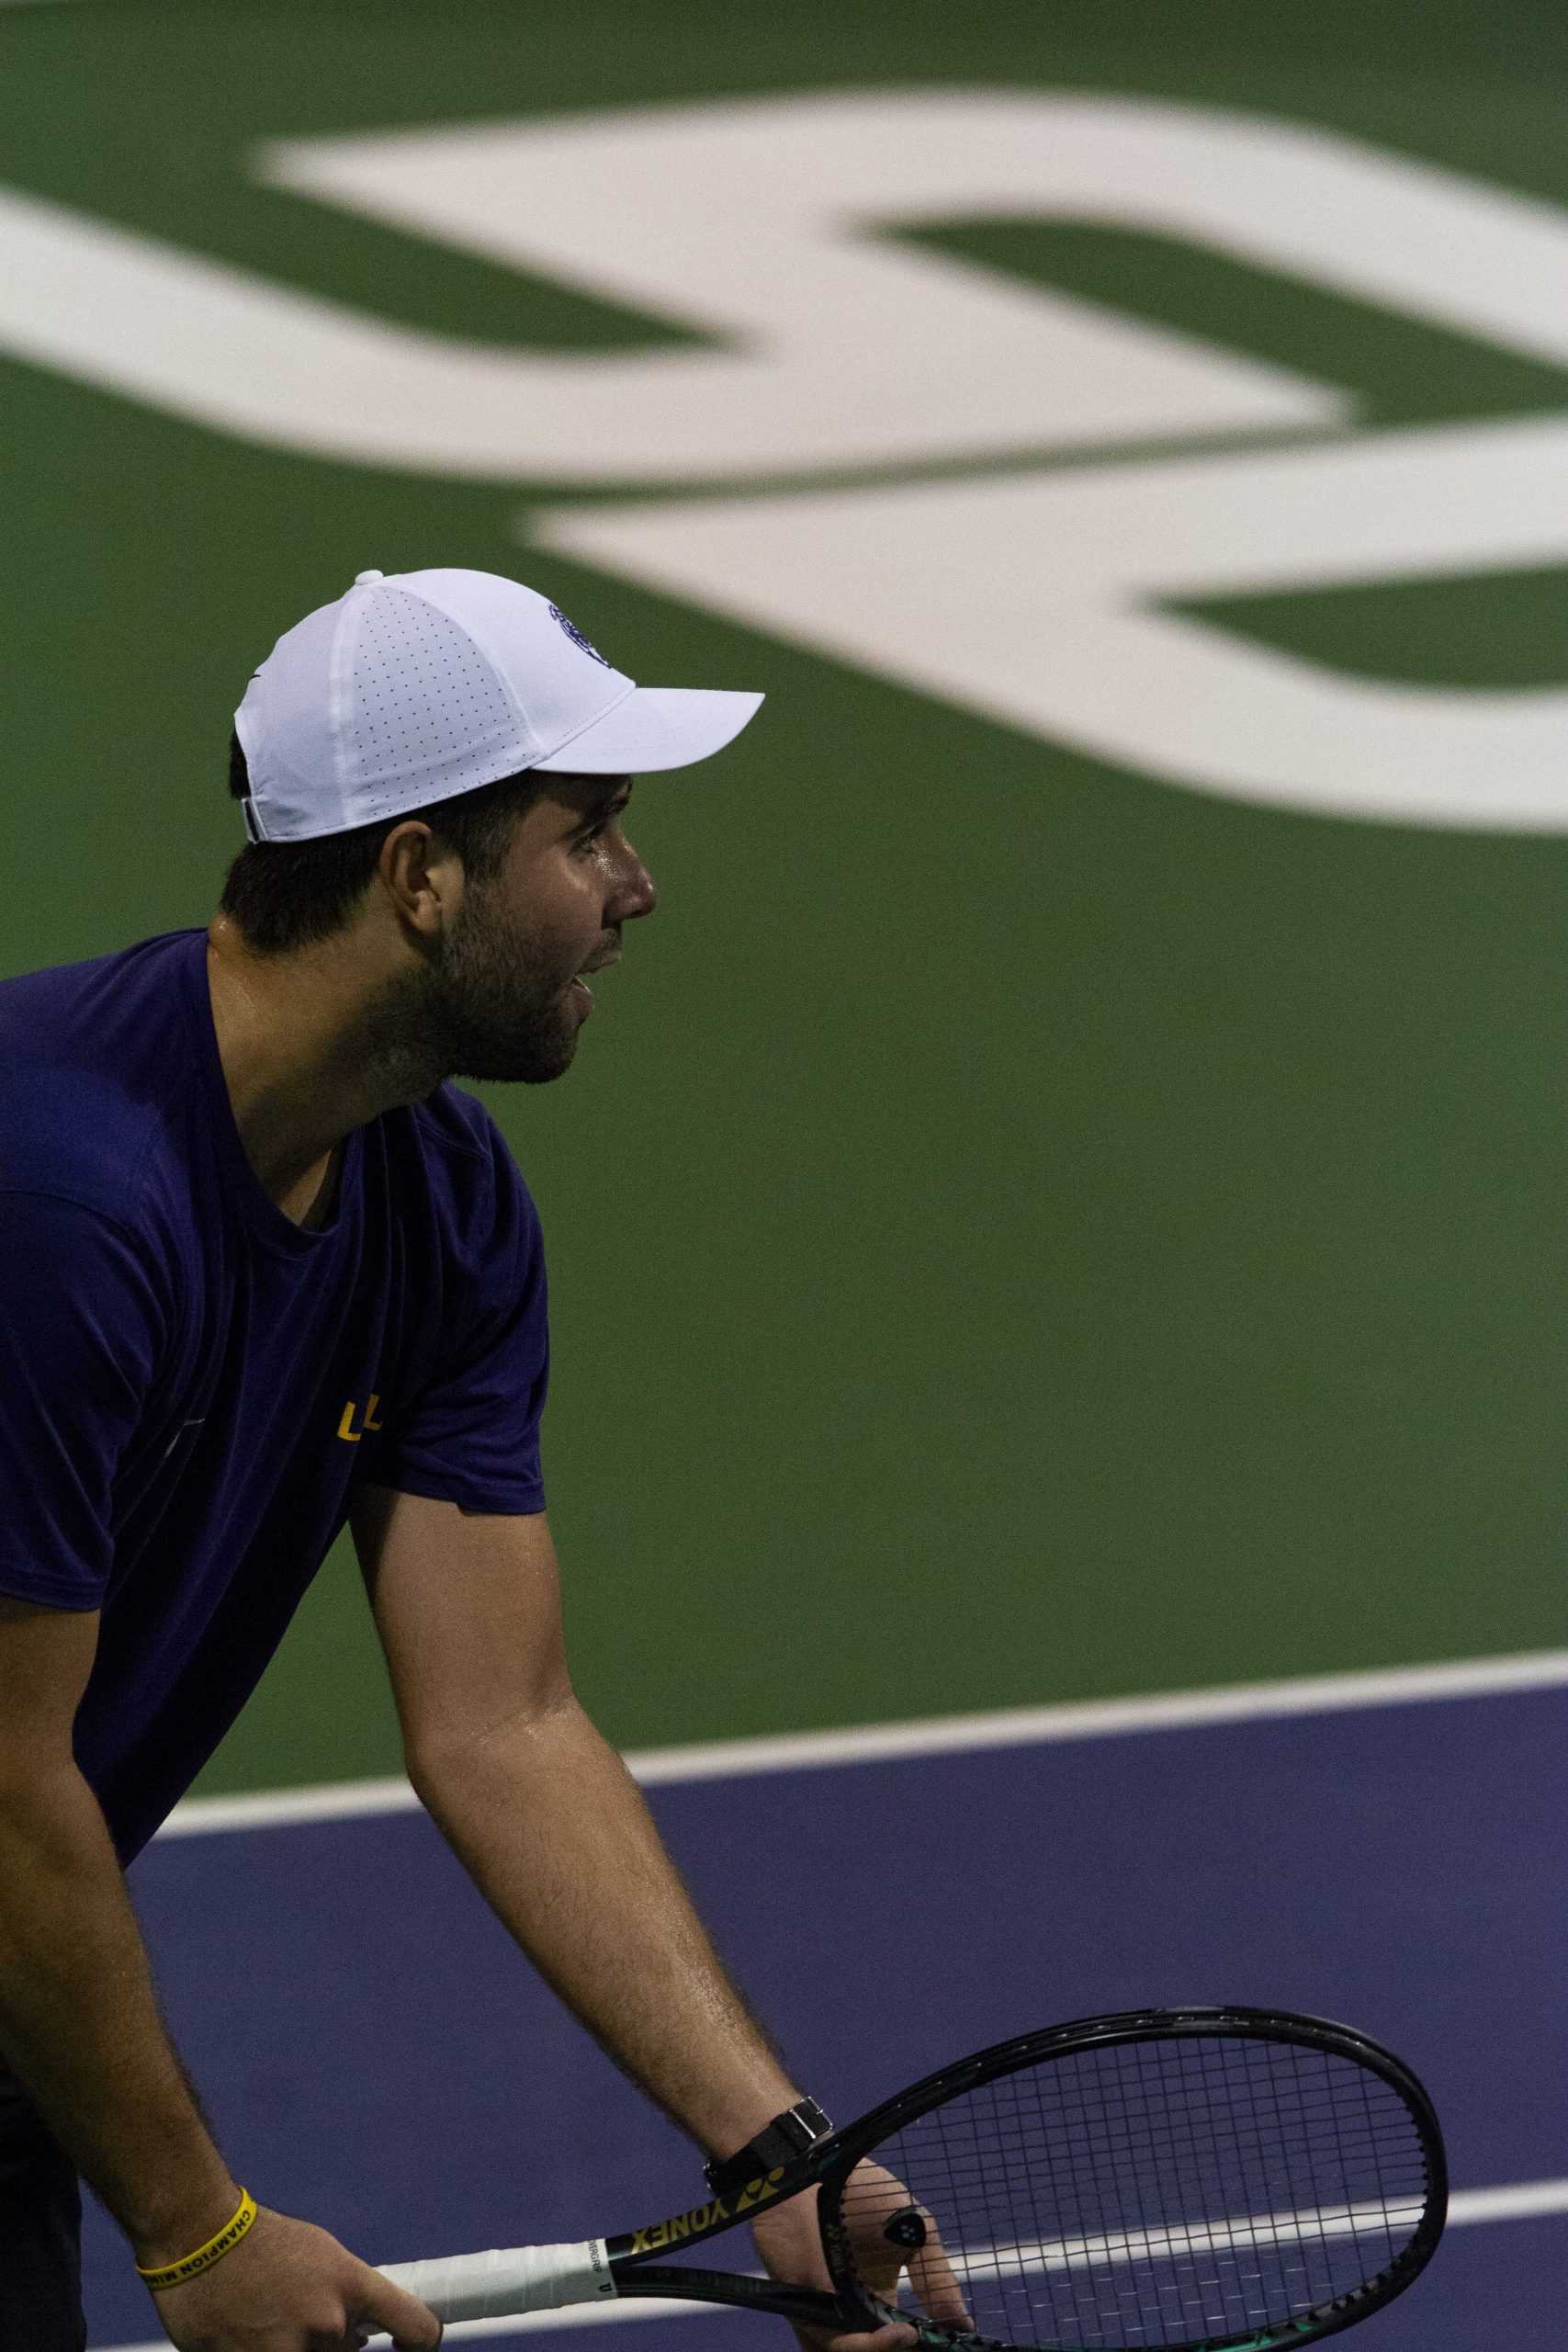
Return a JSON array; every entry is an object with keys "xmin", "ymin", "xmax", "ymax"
[{"xmin": 570, "ymin": 948, "xmax": 620, "ymax": 1004}]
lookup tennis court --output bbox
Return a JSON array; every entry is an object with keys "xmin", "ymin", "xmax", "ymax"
[
  {"xmin": 1, "ymin": 0, "xmax": 1564, "ymax": 2345},
  {"xmin": 82, "ymin": 1659, "xmax": 1568, "ymax": 2346}
]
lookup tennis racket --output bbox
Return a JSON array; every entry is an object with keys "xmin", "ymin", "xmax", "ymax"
[{"xmin": 371, "ymin": 2005, "xmax": 1446, "ymax": 2352}]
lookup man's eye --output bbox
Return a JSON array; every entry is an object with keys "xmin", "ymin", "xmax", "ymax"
[{"xmin": 577, "ymin": 808, "xmax": 630, "ymax": 853}]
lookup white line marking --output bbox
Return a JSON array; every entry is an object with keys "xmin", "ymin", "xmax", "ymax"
[
  {"xmin": 977, "ymin": 2196, "xmax": 1430, "ymax": 2277},
  {"xmin": 158, "ymin": 1647, "xmax": 1568, "ymax": 1838},
  {"xmin": 92, "ymin": 2177, "xmax": 1568, "ymax": 2349},
  {"xmin": 163, "ymin": 1772, "xmax": 420, "ymax": 1836},
  {"xmin": 1449, "ymin": 2177, "xmax": 1568, "ymax": 2224}
]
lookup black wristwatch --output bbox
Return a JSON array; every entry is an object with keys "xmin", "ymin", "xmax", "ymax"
[{"xmin": 703, "ymin": 2098, "xmax": 835, "ymax": 2196}]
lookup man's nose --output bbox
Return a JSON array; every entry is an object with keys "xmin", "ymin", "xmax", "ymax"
[{"xmin": 614, "ymin": 852, "xmax": 658, "ymax": 922}]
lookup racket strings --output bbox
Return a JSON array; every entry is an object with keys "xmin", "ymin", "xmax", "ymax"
[{"xmin": 845, "ymin": 2036, "xmax": 1432, "ymax": 2349}]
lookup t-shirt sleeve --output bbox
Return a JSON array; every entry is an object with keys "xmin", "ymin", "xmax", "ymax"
[
  {"xmin": 0, "ymin": 1194, "xmax": 169, "ymax": 1610},
  {"xmin": 353, "ymin": 1154, "xmax": 550, "ymax": 1517}
]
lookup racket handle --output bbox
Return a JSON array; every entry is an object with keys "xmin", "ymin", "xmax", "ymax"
[{"xmin": 376, "ymin": 2236, "xmax": 615, "ymax": 2322}]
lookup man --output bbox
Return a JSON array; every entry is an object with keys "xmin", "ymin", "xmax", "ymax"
[{"xmin": 0, "ymin": 571, "xmax": 956, "ymax": 2351}]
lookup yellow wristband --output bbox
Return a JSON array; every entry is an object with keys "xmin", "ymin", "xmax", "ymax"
[{"xmin": 136, "ymin": 2188, "xmax": 258, "ymax": 2290}]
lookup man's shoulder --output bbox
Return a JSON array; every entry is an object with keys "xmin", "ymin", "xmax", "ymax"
[
  {"xmin": 0, "ymin": 930, "xmax": 197, "ymax": 1241},
  {"xmin": 0, "ymin": 1063, "xmax": 169, "ymax": 1247}
]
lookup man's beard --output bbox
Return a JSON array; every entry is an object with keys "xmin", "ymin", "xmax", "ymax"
[{"xmin": 353, "ymin": 889, "xmax": 585, "ymax": 1095}]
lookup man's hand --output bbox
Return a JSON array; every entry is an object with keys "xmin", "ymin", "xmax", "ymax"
[
  {"xmin": 149, "ymin": 2202, "xmax": 442, "ymax": 2350},
  {"xmin": 751, "ymin": 2159, "xmax": 973, "ymax": 2352}
]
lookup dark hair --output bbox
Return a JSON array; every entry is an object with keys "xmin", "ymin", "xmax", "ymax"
[{"xmin": 217, "ymin": 732, "xmax": 547, "ymax": 957}]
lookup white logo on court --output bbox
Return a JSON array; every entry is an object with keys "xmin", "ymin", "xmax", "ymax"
[{"xmin": 3, "ymin": 89, "xmax": 1565, "ymax": 829}]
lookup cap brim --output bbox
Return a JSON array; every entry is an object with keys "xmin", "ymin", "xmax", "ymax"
[{"xmin": 533, "ymin": 685, "xmax": 763, "ymax": 775}]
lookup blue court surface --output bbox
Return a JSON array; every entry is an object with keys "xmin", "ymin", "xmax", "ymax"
[{"xmin": 86, "ymin": 1665, "xmax": 1568, "ymax": 2350}]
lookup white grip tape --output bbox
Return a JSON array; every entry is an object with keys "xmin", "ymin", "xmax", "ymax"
[{"xmin": 378, "ymin": 2236, "xmax": 615, "ymax": 2323}]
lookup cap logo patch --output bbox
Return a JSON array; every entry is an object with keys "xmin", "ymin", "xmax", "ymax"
[{"xmin": 548, "ymin": 603, "xmax": 612, "ymax": 667}]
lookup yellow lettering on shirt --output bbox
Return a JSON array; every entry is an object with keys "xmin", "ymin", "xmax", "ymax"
[{"xmin": 336, "ymin": 1392, "xmax": 384, "ymax": 1442}]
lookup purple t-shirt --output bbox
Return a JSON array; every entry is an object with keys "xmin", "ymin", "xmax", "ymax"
[{"xmin": 0, "ymin": 927, "xmax": 549, "ymax": 1861}]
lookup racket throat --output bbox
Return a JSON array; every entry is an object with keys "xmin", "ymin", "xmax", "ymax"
[{"xmin": 624, "ymin": 2264, "xmax": 851, "ymax": 2332}]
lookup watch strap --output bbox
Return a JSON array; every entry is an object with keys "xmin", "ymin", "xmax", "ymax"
[{"xmin": 704, "ymin": 2098, "xmax": 834, "ymax": 2197}]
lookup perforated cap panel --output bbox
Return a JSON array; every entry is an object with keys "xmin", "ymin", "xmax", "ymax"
[{"xmin": 343, "ymin": 588, "xmax": 536, "ymax": 809}]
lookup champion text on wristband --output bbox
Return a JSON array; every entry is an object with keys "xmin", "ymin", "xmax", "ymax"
[{"xmin": 136, "ymin": 2188, "xmax": 259, "ymax": 2290}]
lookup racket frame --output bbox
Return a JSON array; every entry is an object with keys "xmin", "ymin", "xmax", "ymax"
[{"xmin": 604, "ymin": 2004, "xmax": 1448, "ymax": 2352}]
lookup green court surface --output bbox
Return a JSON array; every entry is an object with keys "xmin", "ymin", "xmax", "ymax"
[{"xmin": 1, "ymin": 0, "xmax": 1563, "ymax": 1799}]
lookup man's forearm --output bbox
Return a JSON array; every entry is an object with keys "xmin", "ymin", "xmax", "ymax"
[
  {"xmin": 0, "ymin": 1761, "xmax": 240, "ymax": 2264},
  {"xmin": 413, "ymin": 1702, "xmax": 804, "ymax": 2158}
]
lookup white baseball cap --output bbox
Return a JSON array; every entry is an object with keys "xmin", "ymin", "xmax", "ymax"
[{"xmin": 234, "ymin": 566, "xmax": 764, "ymax": 843}]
